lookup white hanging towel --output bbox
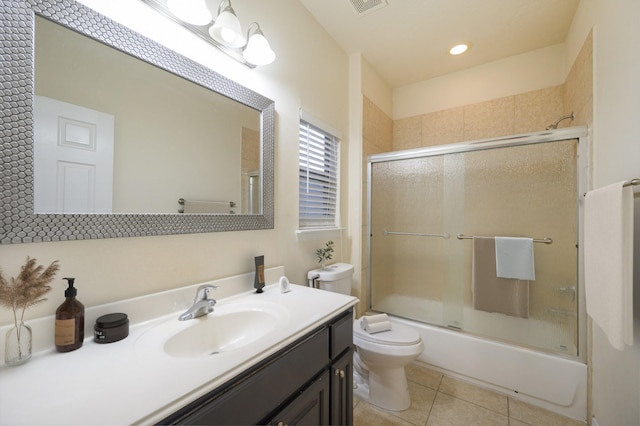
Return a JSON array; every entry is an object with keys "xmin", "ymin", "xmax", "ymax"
[
  {"xmin": 494, "ymin": 237, "xmax": 536, "ymax": 280},
  {"xmin": 584, "ymin": 181, "xmax": 634, "ymax": 351}
]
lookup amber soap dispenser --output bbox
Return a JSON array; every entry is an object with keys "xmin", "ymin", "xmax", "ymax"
[{"xmin": 55, "ymin": 277, "xmax": 85, "ymax": 352}]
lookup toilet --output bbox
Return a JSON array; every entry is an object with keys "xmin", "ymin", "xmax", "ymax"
[{"xmin": 307, "ymin": 263, "xmax": 424, "ymax": 411}]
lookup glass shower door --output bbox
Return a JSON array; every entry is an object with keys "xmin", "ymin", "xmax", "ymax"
[
  {"xmin": 368, "ymin": 138, "xmax": 579, "ymax": 355},
  {"xmin": 369, "ymin": 155, "xmax": 447, "ymax": 326}
]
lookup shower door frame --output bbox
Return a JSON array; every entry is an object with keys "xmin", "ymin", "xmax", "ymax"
[{"xmin": 366, "ymin": 126, "xmax": 590, "ymax": 361}]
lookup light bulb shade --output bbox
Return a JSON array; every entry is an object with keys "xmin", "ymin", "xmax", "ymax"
[
  {"xmin": 166, "ymin": 0, "xmax": 212, "ymax": 26},
  {"xmin": 209, "ymin": 5, "xmax": 245, "ymax": 48},
  {"xmin": 243, "ymin": 28, "xmax": 275, "ymax": 65}
]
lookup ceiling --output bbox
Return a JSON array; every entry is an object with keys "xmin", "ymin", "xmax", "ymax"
[{"xmin": 299, "ymin": 0, "xmax": 580, "ymax": 88}]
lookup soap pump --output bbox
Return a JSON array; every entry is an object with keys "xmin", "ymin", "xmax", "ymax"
[{"xmin": 55, "ymin": 277, "xmax": 85, "ymax": 353}]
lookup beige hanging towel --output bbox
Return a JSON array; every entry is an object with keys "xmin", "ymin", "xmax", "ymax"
[
  {"xmin": 584, "ymin": 181, "xmax": 634, "ymax": 351},
  {"xmin": 472, "ymin": 237, "xmax": 529, "ymax": 318}
]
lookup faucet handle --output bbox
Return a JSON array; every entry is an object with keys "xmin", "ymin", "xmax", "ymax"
[{"xmin": 194, "ymin": 284, "xmax": 219, "ymax": 301}]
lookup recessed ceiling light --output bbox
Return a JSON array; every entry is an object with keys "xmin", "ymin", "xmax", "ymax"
[{"xmin": 449, "ymin": 43, "xmax": 471, "ymax": 56}]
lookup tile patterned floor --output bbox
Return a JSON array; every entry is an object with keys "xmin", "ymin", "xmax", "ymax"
[{"xmin": 353, "ymin": 363, "xmax": 586, "ymax": 426}]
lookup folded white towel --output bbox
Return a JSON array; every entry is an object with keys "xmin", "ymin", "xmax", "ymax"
[
  {"xmin": 364, "ymin": 321, "xmax": 392, "ymax": 334},
  {"xmin": 495, "ymin": 237, "xmax": 535, "ymax": 280},
  {"xmin": 585, "ymin": 181, "xmax": 634, "ymax": 351},
  {"xmin": 360, "ymin": 313, "xmax": 389, "ymax": 330}
]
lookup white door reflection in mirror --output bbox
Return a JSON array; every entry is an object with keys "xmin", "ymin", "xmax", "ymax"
[{"xmin": 34, "ymin": 95, "xmax": 114, "ymax": 213}]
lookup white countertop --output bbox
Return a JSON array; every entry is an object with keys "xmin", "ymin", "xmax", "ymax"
[{"xmin": 0, "ymin": 273, "xmax": 358, "ymax": 425}]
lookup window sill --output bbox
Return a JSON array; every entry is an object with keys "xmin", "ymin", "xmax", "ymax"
[{"xmin": 295, "ymin": 227, "xmax": 343, "ymax": 242}]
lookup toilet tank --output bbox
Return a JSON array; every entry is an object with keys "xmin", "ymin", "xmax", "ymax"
[{"xmin": 307, "ymin": 263, "xmax": 354, "ymax": 295}]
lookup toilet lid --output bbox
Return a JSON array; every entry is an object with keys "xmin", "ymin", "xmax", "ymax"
[{"xmin": 353, "ymin": 319, "xmax": 421, "ymax": 346}]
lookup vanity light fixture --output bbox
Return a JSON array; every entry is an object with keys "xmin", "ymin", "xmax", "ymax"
[
  {"xmin": 449, "ymin": 42, "xmax": 471, "ymax": 56},
  {"xmin": 243, "ymin": 23, "xmax": 276, "ymax": 66},
  {"xmin": 141, "ymin": 0, "xmax": 275, "ymax": 67},
  {"xmin": 209, "ymin": 0, "xmax": 245, "ymax": 48}
]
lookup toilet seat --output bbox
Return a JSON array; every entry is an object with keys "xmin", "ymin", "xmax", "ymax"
[{"xmin": 353, "ymin": 319, "xmax": 421, "ymax": 346}]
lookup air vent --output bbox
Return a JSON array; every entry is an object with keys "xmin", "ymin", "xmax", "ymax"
[{"xmin": 348, "ymin": 0, "xmax": 388, "ymax": 17}]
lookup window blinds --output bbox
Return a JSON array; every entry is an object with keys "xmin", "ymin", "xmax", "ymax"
[{"xmin": 298, "ymin": 119, "xmax": 339, "ymax": 228}]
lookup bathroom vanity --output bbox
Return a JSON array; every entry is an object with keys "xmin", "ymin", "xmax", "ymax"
[
  {"xmin": 160, "ymin": 308, "xmax": 353, "ymax": 425},
  {"xmin": 0, "ymin": 267, "xmax": 358, "ymax": 425}
]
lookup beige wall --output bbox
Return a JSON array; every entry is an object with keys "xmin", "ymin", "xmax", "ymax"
[{"xmin": 393, "ymin": 44, "xmax": 567, "ymax": 120}]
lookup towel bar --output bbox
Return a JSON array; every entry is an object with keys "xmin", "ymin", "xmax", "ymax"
[
  {"xmin": 583, "ymin": 178, "xmax": 640, "ymax": 197},
  {"xmin": 177, "ymin": 198, "xmax": 236, "ymax": 214},
  {"xmin": 456, "ymin": 233, "xmax": 553, "ymax": 244},
  {"xmin": 178, "ymin": 198, "xmax": 236, "ymax": 207}
]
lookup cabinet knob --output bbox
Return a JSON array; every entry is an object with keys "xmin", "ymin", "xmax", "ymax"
[
  {"xmin": 277, "ymin": 422, "xmax": 288, "ymax": 426},
  {"xmin": 335, "ymin": 369, "xmax": 345, "ymax": 379}
]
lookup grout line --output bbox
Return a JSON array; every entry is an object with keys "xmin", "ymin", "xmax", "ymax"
[{"xmin": 425, "ymin": 390, "xmax": 439, "ymax": 425}]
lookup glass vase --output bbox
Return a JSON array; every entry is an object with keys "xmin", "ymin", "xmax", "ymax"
[{"xmin": 5, "ymin": 322, "xmax": 32, "ymax": 366}]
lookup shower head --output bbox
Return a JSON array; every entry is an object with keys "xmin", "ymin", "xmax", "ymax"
[{"xmin": 546, "ymin": 112, "xmax": 575, "ymax": 130}]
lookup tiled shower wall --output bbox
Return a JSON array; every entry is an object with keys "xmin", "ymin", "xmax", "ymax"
[{"xmin": 360, "ymin": 32, "xmax": 593, "ymax": 315}]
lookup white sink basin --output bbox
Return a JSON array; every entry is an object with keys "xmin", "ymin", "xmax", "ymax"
[
  {"xmin": 135, "ymin": 301, "xmax": 289, "ymax": 359},
  {"xmin": 165, "ymin": 310, "xmax": 277, "ymax": 357}
]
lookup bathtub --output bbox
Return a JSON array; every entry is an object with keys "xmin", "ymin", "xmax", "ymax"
[{"xmin": 389, "ymin": 315, "xmax": 587, "ymax": 421}]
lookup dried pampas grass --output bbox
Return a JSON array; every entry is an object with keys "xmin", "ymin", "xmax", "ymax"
[{"xmin": 0, "ymin": 257, "xmax": 60, "ymax": 325}]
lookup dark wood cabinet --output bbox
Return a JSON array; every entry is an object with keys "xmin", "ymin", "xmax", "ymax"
[
  {"xmin": 159, "ymin": 308, "xmax": 353, "ymax": 425},
  {"xmin": 269, "ymin": 370, "xmax": 330, "ymax": 425}
]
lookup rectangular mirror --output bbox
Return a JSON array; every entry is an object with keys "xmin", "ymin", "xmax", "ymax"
[
  {"xmin": 1, "ymin": 0, "xmax": 275, "ymax": 243},
  {"xmin": 34, "ymin": 17, "xmax": 261, "ymax": 215}
]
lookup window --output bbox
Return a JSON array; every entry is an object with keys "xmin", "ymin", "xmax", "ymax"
[{"xmin": 298, "ymin": 115, "xmax": 340, "ymax": 229}]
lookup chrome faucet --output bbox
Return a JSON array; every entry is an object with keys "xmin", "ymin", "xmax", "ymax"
[{"xmin": 178, "ymin": 285, "xmax": 218, "ymax": 321}]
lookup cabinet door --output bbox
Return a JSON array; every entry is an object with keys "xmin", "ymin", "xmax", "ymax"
[
  {"xmin": 270, "ymin": 370, "xmax": 330, "ymax": 426},
  {"xmin": 162, "ymin": 328, "xmax": 330, "ymax": 425},
  {"xmin": 330, "ymin": 349, "xmax": 353, "ymax": 425}
]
